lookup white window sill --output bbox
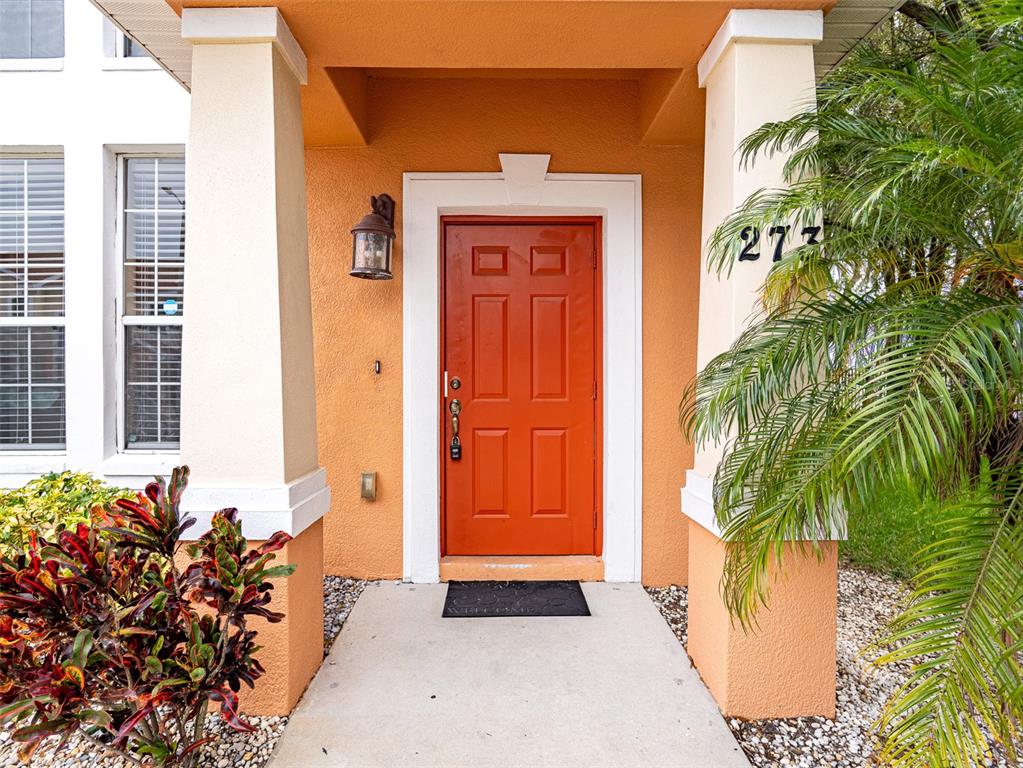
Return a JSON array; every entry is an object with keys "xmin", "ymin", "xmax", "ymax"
[
  {"xmin": 0, "ymin": 453, "xmax": 68, "ymax": 487},
  {"xmin": 0, "ymin": 58, "xmax": 64, "ymax": 72},
  {"xmin": 101, "ymin": 58, "xmax": 161, "ymax": 72},
  {"xmin": 101, "ymin": 452, "xmax": 182, "ymax": 480}
]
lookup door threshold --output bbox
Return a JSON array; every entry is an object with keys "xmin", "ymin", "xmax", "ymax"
[{"xmin": 439, "ymin": 555, "xmax": 604, "ymax": 582}]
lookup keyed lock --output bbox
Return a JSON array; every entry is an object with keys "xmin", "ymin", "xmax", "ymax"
[
  {"xmin": 450, "ymin": 377, "xmax": 461, "ymax": 390},
  {"xmin": 449, "ymin": 398, "xmax": 463, "ymax": 461}
]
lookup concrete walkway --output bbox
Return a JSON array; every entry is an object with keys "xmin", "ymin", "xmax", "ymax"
[{"xmin": 269, "ymin": 581, "xmax": 750, "ymax": 768}]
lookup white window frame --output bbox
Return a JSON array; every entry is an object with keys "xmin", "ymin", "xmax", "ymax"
[
  {"xmin": 0, "ymin": 153, "xmax": 67, "ymax": 456},
  {"xmin": 0, "ymin": 59, "xmax": 63, "ymax": 72},
  {"xmin": 114, "ymin": 153, "xmax": 184, "ymax": 455},
  {"xmin": 101, "ymin": 19, "xmax": 159, "ymax": 71}
]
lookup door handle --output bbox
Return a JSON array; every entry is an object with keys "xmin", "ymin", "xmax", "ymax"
[
  {"xmin": 449, "ymin": 399, "xmax": 462, "ymax": 460},
  {"xmin": 449, "ymin": 398, "xmax": 461, "ymax": 438}
]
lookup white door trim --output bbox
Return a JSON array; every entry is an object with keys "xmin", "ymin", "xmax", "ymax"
[{"xmin": 402, "ymin": 157, "xmax": 642, "ymax": 583}]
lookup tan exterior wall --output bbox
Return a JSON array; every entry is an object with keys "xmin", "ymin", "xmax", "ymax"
[
  {"xmin": 238, "ymin": 521, "xmax": 325, "ymax": 715},
  {"xmin": 181, "ymin": 29, "xmax": 326, "ymax": 717},
  {"xmin": 172, "ymin": 521, "xmax": 323, "ymax": 716},
  {"xmin": 686, "ymin": 522, "xmax": 838, "ymax": 719},
  {"xmin": 183, "ymin": 40, "xmax": 320, "ymax": 488},
  {"xmin": 306, "ymin": 76, "xmax": 703, "ymax": 585}
]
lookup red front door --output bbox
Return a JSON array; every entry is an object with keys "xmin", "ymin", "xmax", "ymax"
[{"xmin": 442, "ymin": 218, "xmax": 601, "ymax": 556}]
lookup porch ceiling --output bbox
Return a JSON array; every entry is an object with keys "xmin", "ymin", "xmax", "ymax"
[{"xmin": 93, "ymin": 0, "xmax": 902, "ymax": 146}]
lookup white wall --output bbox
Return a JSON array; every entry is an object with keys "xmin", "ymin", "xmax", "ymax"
[{"xmin": 0, "ymin": 0, "xmax": 190, "ymax": 488}]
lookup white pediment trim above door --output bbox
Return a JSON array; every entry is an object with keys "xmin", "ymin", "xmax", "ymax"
[{"xmin": 498, "ymin": 153, "xmax": 551, "ymax": 205}]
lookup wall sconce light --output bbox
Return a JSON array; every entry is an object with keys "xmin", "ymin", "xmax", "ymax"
[{"xmin": 350, "ymin": 194, "xmax": 395, "ymax": 280}]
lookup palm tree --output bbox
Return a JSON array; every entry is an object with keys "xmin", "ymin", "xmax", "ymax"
[{"xmin": 681, "ymin": 3, "xmax": 1023, "ymax": 765}]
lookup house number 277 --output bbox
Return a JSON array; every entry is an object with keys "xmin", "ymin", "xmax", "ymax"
[{"xmin": 739, "ymin": 225, "xmax": 821, "ymax": 262}]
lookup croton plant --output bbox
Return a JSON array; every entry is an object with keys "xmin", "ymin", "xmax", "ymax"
[{"xmin": 0, "ymin": 466, "xmax": 295, "ymax": 766}]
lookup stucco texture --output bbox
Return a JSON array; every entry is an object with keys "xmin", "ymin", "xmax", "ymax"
[
  {"xmin": 686, "ymin": 521, "xmax": 839, "ymax": 719},
  {"xmin": 238, "ymin": 521, "xmax": 325, "ymax": 715},
  {"xmin": 307, "ymin": 76, "xmax": 701, "ymax": 585},
  {"xmin": 172, "ymin": 521, "xmax": 323, "ymax": 716}
]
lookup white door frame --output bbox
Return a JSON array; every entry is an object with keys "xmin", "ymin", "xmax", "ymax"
[{"xmin": 402, "ymin": 154, "xmax": 642, "ymax": 583}]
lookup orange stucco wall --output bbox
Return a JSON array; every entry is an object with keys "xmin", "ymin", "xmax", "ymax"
[
  {"xmin": 174, "ymin": 521, "xmax": 324, "ymax": 716},
  {"xmin": 238, "ymin": 521, "xmax": 325, "ymax": 715},
  {"xmin": 307, "ymin": 76, "xmax": 702, "ymax": 585},
  {"xmin": 686, "ymin": 521, "xmax": 839, "ymax": 718}
]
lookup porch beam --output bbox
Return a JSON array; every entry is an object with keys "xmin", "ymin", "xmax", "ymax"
[
  {"xmin": 638, "ymin": 68, "xmax": 704, "ymax": 145},
  {"xmin": 684, "ymin": 9, "xmax": 839, "ymax": 720}
]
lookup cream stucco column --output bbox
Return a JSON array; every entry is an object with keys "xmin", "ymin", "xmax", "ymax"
[
  {"xmin": 180, "ymin": 8, "xmax": 326, "ymax": 715},
  {"xmin": 683, "ymin": 9, "xmax": 840, "ymax": 719}
]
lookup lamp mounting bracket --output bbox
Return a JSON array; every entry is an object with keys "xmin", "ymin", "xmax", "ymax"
[{"xmin": 371, "ymin": 194, "xmax": 396, "ymax": 228}]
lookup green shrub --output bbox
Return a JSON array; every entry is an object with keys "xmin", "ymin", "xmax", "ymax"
[
  {"xmin": 0, "ymin": 472, "xmax": 129, "ymax": 555},
  {"xmin": 841, "ymin": 477, "xmax": 987, "ymax": 580},
  {"xmin": 0, "ymin": 466, "xmax": 295, "ymax": 766}
]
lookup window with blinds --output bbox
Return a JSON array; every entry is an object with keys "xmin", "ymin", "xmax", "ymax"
[
  {"xmin": 0, "ymin": 0, "xmax": 64, "ymax": 59},
  {"xmin": 120, "ymin": 157, "xmax": 185, "ymax": 451},
  {"xmin": 103, "ymin": 19, "xmax": 150, "ymax": 59},
  {"xmin": 0, "ymin": 157, "xmax": 66, "ymax": 449}
]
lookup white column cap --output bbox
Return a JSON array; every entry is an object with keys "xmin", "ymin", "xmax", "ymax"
[
  {"xmin": 698, "ymin": 9, "xmax": 823, "ymax": 87},
  {"xmin": 181, "ymin": 6, "xmax": 308, "ymax": 85}
]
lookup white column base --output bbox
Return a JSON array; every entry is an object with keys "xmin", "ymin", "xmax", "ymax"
[
  {"xmin": 681, "ymin": 469, "xmax": 847, "ymax": 541},
  {"xmin": 681, "ymin": 470, "xmax": 722, "ymax": 537},
  {"xmin": 181, "ymin": 467, "xmax": 330, "ymax": 540}
]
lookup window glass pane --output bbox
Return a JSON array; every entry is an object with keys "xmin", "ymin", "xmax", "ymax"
[
  {"xmin": 29, "ymin": 0, "xmax": 63, "ymax": 58},
  {"xmin": 0, "ymin": 326, "xmax": 65, "ymax": 448},
  {"xmin": 0, "ymin": 214, "xmax": 25, "ymax": 316},
  {"xmin": 124, "ymin": 325, "xmax": 181, "ymax": 449},
  {"xmin": 123, "ymin": 158, "xmax": 185, "ymax": 318},
  {"xmin": 124, "ymin": 262, "xmax": 155, "ymax": 315},
  {"xmin": 0, "ymin": 0, "xmax": 63, "ymax": 59},
  {"xmin": 0, "ymin": 160, "xmax": 25, "ymax": 213},
  {"xmin": 0, "ymin": 327, "xmax": 27, "ymax": 385},
  {"xmin": 26, "ymin": 262, "xmax": 63, "ymax": 316},
  {"xmin": 0, "ymin": 1, "xmax": 32, "ymax": 58},
  {"xmin": 126, "ymin": 158, "xmax": 155, "ymax": 210},
  {"xmin": 157, "ymin": 210, "xmax": 185, "ymax": 260},
  {"xmin": 26, "ymin": 157, "xmax": 63, "ymax": 210},
  {"xmin": 125, "ymin": 211, "xmax": 155, "ymax": 261},
  {"xmin": 157, "ymin": 158, "xmax": 186, "ymax": 210},
  {"xmin": 0, "ymin": 158, "xmax": 64, "ymax": 319},
  {"xmin": 0, "ymin": 389, "xmax": 29, "ymax": 445},
  {"xmin": 124, "ymin": 36, "xmax": 148, "ymax": 57}
]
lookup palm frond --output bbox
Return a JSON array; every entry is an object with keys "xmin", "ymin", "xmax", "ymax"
[
  {"xmin": 873, "ymin": 465, "xmax": 1023, "ymax": 766},
  {"xmin": 683, "ymin": 4, "xmax": 1023, "ymax": 763}
]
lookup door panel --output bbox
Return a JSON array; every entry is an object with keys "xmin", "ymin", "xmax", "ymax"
[{"xmin": 443, "ymin": 220, "xmax": 599, "ymax": 556}]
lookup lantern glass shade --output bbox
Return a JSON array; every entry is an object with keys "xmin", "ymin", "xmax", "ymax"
[
  {"xmin": 350, "ymin": 193, "xmax": 396, "ymax": 280},
  {"xmin": 351, "ymin": 231, "xmax": 393, "ymax": 279}
]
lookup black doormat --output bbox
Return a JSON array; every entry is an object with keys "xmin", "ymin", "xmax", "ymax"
[{"xmin": 442, "ymin": 580, "xmax": 591, "ymax": 618}]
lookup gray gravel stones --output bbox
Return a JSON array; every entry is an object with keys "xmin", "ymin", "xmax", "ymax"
[
  {"xmin": 323, "ymin": 575, "xmax": 366, "ymax": 654},
  {"xmin": 193, "ymin": 715, "xmax": 288, "ymax": 768},
  {"xmin": 648, "ymin": 566, "xmax": 1012, "ymax": 768},
  {"xmin": 0, "ymin": 714, "xmax": 288, "ymax": 768},
  {"xmin": 0, "ymin": 576, "xmax": 367, "ymax": 768},
  {"xmin": 644, "ymin": 584, "xmax": 688, "ymax": 646}
]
